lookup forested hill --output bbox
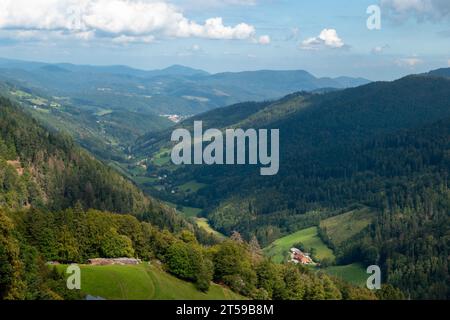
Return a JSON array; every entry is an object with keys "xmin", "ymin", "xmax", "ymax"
[
  {"xmin": 0, "ymin": 97, "xmax": 381, "ymax": 301},
  {"xmin": 137, "ymin": 75, "xmax": 450, "ymax": 222},
  {"xmin": 134, "ymin": 74, "xmax": 450, "ymax": 299},
  {"xmin": 0, "ymin": 97, "xmax": 186, "ymax": 231}
]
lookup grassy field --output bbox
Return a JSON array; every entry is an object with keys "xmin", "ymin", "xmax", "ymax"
[
  {"xmin": 323, "ymin": 263, "xmax": 368, "ymax": 287},
  {"xmin": 95, "ymin": 109, "xmax": 113, "ymax": 116},
  {"xmin": 11, "ymin": 89, "xmax": 33, "ymax": 98},
  {"xmin": 182, "ymin": 206, "xmax": 203, "ymax": 218},
  {"xmin": 195, "ymin": 218, "xmax": 226, "ymax": 240},
  {"xmin": 319, "ymin": 207, "xmax": 375, "ymax": 246},
  {"xmin": 133, "ymin": 176, "xmax": 158, "ymax": 185},
  {"xmin": 263, "ymin": 227, "xmax": 335, "ymax": 264},
  {"xmin": 57, "ymin": 264, "xmax": 242, "ymax": 300},
  {"xmin": 163, "ymin": 202, "xmax": 202, "ymax": 219},
  {"xmin": 152, "ymin": 148, "xmax": 172, "ymax": 166},
  {"xmin": 29, "ymin": 97, "xmax": 48, "ymax": 106},
  {"xmin": 178, "ymin": 180, "xmax": 207, "ymax": 193}
]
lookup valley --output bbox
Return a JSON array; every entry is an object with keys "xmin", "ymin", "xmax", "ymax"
[
  {"xmin": 126, "ymin": 71, "xmax": 450, "ymax": 299},
  {"xmin": 1, "ymin": 60, "xmax": 449, "ymax": 300}
]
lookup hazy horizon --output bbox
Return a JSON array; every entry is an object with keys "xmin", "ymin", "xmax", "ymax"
[
  {"xmin": 1, "ymin": 1, "xmax": 449, "ymax": 81},
  {"xmin": 3, "ymin": 55, "xmax": 447, "ymax": 82}
]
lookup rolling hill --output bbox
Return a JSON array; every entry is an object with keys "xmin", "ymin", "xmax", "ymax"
[
  {"xmin": 0, "ymin": 96, "xmax": 186, "ymax": 230},
  {"xmin": 134, "ymin": 72, "xmax": 450, "ymax": 299},
  {"xmin": 0, "ymin": 57, "xmax": 370, "ymax": 166},
  {"xmin": 0, "ymin": 57, "xmax": 370, "ymax": 117}
]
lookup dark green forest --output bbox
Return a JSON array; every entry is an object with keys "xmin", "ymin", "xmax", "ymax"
[
  {"xmin": 0, "ymin": 97, "xmax": 384, "ymax": 300},
  {"xmin": 1, "ymin": 206, "xmax": 389, "ymax": 300},
  {"xmin": 135, "ymin": 74, "xmax": 450, "ymax": 299},
  {"xmin": 1, "ymin": 69, "xmax": 449, "ymax": 300},
  {"xmin": 0, "ymin": 97, "xmax": 188, "ymax": 231}
]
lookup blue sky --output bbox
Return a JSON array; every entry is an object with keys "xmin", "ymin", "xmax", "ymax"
[{"xmin": 0, "ymin": 0, "xmax": 449, "ymax": 80}]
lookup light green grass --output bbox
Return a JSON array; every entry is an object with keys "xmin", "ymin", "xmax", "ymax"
[
  {"xmin": 178, "ymin": 180, "xmax": 207, "ymax": 193},
  {"xmin": 95, "ymin": 109, "xmax": 113, "ymax": 116},
  {"xmin": 35, "ymin": 107, "xmax": 51, "ymax": 114},
  {"xmin": 319, "ymin": 207, "xmax": 375, "ymax": 246},
  {"xmin": 133, "ymin": 176, "xmax": 158, "ymax": 185},
  {"xmin": 195, "ymin": 218, "xmax": 226, "ymax": 240},
  {"xmin": 29, "ymin": 97, "xmax": 48, "ymax": 106},
  {"xmin": 324, "ymin": 263, "xmax": 368, "ymax": 287},
  {"xmin": 263, "ymin": 227, "xmax": 335, "ymax": 264},
  {"xmin": 10, "ymin": 90, "xmax": 32, "ymax": 98},
  {"xmin": 152, "ymin": 148, "xmax": 171, "ymax": 166},
  {"xmin": 164, "ymin": 202, "xmax": 202, "ymax": 219},
  {"xmin": 57, "ymin": 264, "xmax": 242, "ymax": 300},
  {"xmin": 182, "ymin": 206, "xmax": 202, "ymax": 218}
]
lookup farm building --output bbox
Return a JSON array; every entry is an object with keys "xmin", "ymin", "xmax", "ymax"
[{"xmin": 289, "ymin": 248, "xmax": 314, "ymax": 265}]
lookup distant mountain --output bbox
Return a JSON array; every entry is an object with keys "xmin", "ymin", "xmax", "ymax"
[
  {"xmin": 153, "ymin": 65, "xmax": 210, "ymax": 77},
  {"xmin": 425, "ymin": 67, "xmax": 450, "ymax": 78},
  {"xmin": 0, "ymin": 57, "xmax": 372, "ymax": 165},
  {"xmin": 0, "ymin": 57, "xmax": 371, "ymax": 117},
  {"xmin": 204, "ymin": 70, "xmax": 370, "ymax": 98}
]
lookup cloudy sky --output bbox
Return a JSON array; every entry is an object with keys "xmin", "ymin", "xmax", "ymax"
[{"xmin": 0, "ymin": 0, "xmax": 449, "ymax": 80}]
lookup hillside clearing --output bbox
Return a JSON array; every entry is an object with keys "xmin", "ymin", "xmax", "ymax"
[
  {"xmin": 57, "ymin": 264, "xmax": 242, "ymax": 300},
  {"xmin": 263, "ymin": 227, "xmax": 335, "ymax": 264},
  {"xmin": 323, "ymin": 263, "xmax": 368, "ymax": 287},
  {"xmin": 178, "ymin": 180, "xmax": 207, "ymax": 193},
  {"xmin": 319, "ymin": 207, "xmax": 375, "ymax": 246},
  {"xmin": 195, "ymin": 218, "xmax": 226, "ymax": 240}
]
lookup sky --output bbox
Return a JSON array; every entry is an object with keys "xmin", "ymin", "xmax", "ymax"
[{"xmin": 0, "ymin": 0, "xmax": 449, "ymax": 80}]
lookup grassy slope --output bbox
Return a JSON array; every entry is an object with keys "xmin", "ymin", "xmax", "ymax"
[
  {"xmin": 263, "ymin": 227, "xmax": 335, "ymax": 263},
  {"xmin": 195, "ymin": 218, "xmax": 227, "ymax": 240},
  {"xmin": 323, "ymin": 263, "xmax": 368, "ymax": 287},
  {"xmin": 319, "ymin": 207, "xmax": 375, "ymax": 246},
  {"xmin": 151, "ymin": 148, "xmax": 172, "ymax": 166},
  {"xmin": 178, "ymin": 180, "xmax": 207, "ymax": 193},
  {"xmin": 58, "ymin": 264, "xmax": 242, "ymax": 300},
  {"xmin": 164, "ymin": 201, "xmax": 202, "ymax": 219},
  {"xmin": 262, "ymin": 209, "xmax": 373, "ymax": 286}
]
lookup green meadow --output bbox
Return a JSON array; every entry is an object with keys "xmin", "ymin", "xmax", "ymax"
[
  {"xmin": 195, "ymin": 217, "xmax": 226, "ymax": 240},
  {"xmin": 263, "ymin": 227, "xmax": 335, "ymax": 264},
  {"xmin": 58, "ymin": 264, "xmax": 242, "ymax": 300},
  {"xmin": 320, "ymin": 207, "xmax": 375, "ymax": 246},
  {"xmin": 323, "ymin": 263, "xmax": 368, "ymax": 287}
]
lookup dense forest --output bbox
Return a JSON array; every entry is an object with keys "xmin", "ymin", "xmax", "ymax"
[
  {"xmin": 0, "ymin": 97, "xmax": 188, "ymax": 231},
  {"xmin": 0, "ymin": 96, "xmax": 386, "ymax": 300},
  {"xmin": 135, "ymin": 74, "xmax": 450, "ymax": 299},
  {"xmin": 2, "ymin": 70, "xmax": 449, "ymax": 300},
  {"xmin": 1, "ymin": 206, "xmax": 394, "ymax": 300}
]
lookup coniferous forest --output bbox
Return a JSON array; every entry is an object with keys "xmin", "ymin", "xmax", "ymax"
[
  {"xmin": 0, "ymin": 58, "xmax": 448, "ymax": 301},
  {"xmin": 1, "ymin": 96, "xmax": 387, "ymax": 301}
]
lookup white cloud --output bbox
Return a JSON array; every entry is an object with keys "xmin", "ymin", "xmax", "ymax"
[
  {"xmin": 447, "ymin": 59, "xmax": 450, "ymax": 67},
  {"xmin": 381, "ymin": 0, "xmax": 450, "ymax": 21},
  {"xmin": 395, "ymin": 57, "xmax": 423, "ymax": 68},
  {"xmin": 112, "ymin": 35, "xmax": 155, "ymax": 44},
  {"xmin": 258, "ymin": 35, "xmax": 271, "ymax": 45},
  {"xmin": 0, "ymin": 0, "xmax": 256, "ymax": 42},
  {"xmin": 300, "ymin": 29, "xmax": 345, "ymax": 50},
  {"xmin": 179, "ymin": 0, "xmax": 258, "ymax": 8},
  {"xmin": 371, "ymin": 44, "xmax": 390, "ymax": 54},
  {"xmin": 212, "ymin": 0, "xmax": 257, "ymax": 5}
]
